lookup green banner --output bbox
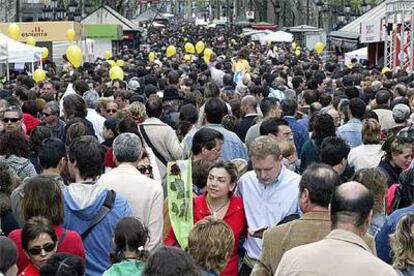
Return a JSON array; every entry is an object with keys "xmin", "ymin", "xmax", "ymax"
[{"xmin": 167, "ymin": 159, "xmax": 193, "ymax": 249}]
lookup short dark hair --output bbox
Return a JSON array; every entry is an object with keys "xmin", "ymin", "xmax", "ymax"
[
  {"xmin": 320, "ymin": 137, "xmax": 350, "ymax": 166},
  {"xmin": 349, "ymin": 98, "xmax": 366, "ymax": 119},
  {"xmin": 22, "ymin": 216, "xmax": 57, "ymax": 252},
  {"xmin": 260, "ymin": 118, "xmax": 289, "ymax": 136},
  {"xmin": 63, "ymin": 94, "xmax": 87, "ymax": 118},
  {"xmin": 67, "ymin": 136, "xmax": 105, "ymax": 179},
  {"xmin": 145, "ymin": 95, "xmax": 162, "ymax": 118},
  {"xmin": 376, "ymin": 89, "xmax": 391, "ymax": 105},
  {"xmin": 260, "ymin": 98, "xmax": 279, "ymax": 117},
  {"xmin": 302, "ymin": 90, "xmax": 319, "ymax": 105},
  {"xmin": 331, "ymin": 183, "xmax": 374, "ymax": 228},
  {"xmin": 192, "ymin": 128, "xmax": 224, "ymax": 155},
  {"xmin": 38, "ymin": 138, "xmax": 66, "ymax": 170},
  {"xmin": 300, "ymin": 164, "xmax": 340, "ymax": 208},
  {"xmin": 281, "ymin": 99, "xmax": 298, "ymax": 116},
  {"xmin": 39, "ymin": 253, "xmax": 85, "ymax": 276},
  {"xmin": 0, "ymin": 237, "xmax": 17, "ymax": 275},
  {"xmin": 204, "ymin": 98, "xmax": 228, "ymax": 124},
  {"xmin": 311, "ymin": 113, "xmax": 336, "ymax": 143},
  {"xmin": 142, "ymin": 246, "xmax": 201, "ymax": 276}
]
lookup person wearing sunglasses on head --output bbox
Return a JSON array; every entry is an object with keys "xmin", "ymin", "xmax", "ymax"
[
  {"xmin": 40, "ymin": 101, "xmax": 66, "ymax": 141},
  {"xmin": 19, "ymin": 216, "xmax": 58, "ymax": 276}
]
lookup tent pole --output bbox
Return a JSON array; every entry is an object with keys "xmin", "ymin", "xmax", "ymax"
[{"xmin": 6, "ymin": 62, "xmax": 9, "ymax": 82}]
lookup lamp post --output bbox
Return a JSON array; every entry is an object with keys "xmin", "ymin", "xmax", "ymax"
[
  {"xmin": 316, "ymin": 0, "xmax": 324, "ymax": 28},
  {"xmin": 275, "ymin": 1, "xmax": 281, "ymax": 26}
]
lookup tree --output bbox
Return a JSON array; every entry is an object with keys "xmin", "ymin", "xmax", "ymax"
[{"xmin": 252, "ymin": 0, "xmax": 268, "ymax": 22}]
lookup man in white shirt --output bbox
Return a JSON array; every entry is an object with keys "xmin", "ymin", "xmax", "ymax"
[
  {"xmin": 98, "ymin": 132, "xmax": 164, "ymax": 250},
  {"xmin": 236, "ymin": 136, "xmax": 301, "ymax": 274},
  {"xmin": 83, "ymin": 90, "xmax": 105, "ymax": 143}
]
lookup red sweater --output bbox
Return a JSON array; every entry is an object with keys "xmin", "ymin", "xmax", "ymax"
[
  {"xmin": 19, "ymin": 263, "xmax": 38, "ymax": 276},
  {"xmin": 9, "ymin": 225, "xmax": 86, "ymax": 274},
  {"xmin": 165, "ymin": 194, "xmax": 246, "ymax": 276}
]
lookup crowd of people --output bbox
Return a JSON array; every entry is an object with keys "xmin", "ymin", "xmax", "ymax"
[{"xmin": 1, "ymin": 21, "xmax": 414, "ymax": 276}]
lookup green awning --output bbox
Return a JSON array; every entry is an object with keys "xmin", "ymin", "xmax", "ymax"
[{"xmin": 84, "ymin": 24, "xmax": 123, "ymax": 40}]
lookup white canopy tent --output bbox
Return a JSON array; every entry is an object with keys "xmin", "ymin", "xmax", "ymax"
[
  {"xmin": 259, "ymin": 31, "xmax": 294, "ymax": 43},
  {"xmin": 0, "ymin": 33, "xmax": 42, "ymax": 80},
  {"xmin": 0, "ymin": 33, "xmax": 42, "ymax": 63},
  {"xmin": 345, "ymin": 47, "xmax": 367, "ymax": 65}
]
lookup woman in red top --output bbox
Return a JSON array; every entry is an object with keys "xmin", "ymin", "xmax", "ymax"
[
  {"xmin": 19, "ymin": 216, "xmax": 58, "ymax": 276},
  {"xmin": 165, "ymin": 161, "xmax": 247, "ymax": 276},
  {"xmin": 9, "ymin": 176, "xmax": 85, "ymax": 273}
]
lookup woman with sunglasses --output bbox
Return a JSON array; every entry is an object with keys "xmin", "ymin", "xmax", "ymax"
[
  {"xmin": 9, "ymin": 176, "xmax": 85, "ymax": 274},
  {"xmin": 20, "ymin": 216, "xmax": 58, "ymax": 276},
  {"xmin": 165, "ymin": 161, "xmax": 246, "ymax": 276}
]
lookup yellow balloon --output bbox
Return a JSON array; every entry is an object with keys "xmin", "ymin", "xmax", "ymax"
[
  {"xmin": 66, "ymin": 45, "xmax": 82, "ymax": 68},
  {"xmin": 41, "ymin": 47, "xmax": 49, "ymax": 59},
  {"xmin": 381, "ymin": 66, "xmax": 391, "ymax": 75},
  {"xmin": 291, "ymin": 42, "xmax": 297, "ymax": 50},
  {"xmin": 314, "ymin": 42, "xmax": 325, "ymax": 54},
  {"xmin": 166, "ymin": 45, "xmax": 176, "ymax": 58},
  {"xmin": 107, "ymin": 60, "xmax": 115, "ymax": 67},
  {"xmin": 148, "ymin": 52, "xmax": 156, "ymax": 62},
  {"xmin": 7, "ymin": 23, "xmax": 20, "ymax": 40},
  {"xmin": 116, "ymin": 59, "xmax": 125, "ymax": 67},
  {"xmin": 104, "ymin": 51, "xmax": 111, "ymax": 60},
  {"xmin": 66, "ymin": 28, "xmax": 76, "ymax": 42},
  {"xmin": 295, "ymin": 49, "xmax": 301, "ymax": 57},
  {"xmin": 195, "ymin": 41, "xmax": 205, "ymax": 54},
  {"xmin": 109, "ymin": 66, "xmax": 124, "ymax": 80},
  {"xmin": 184, "ymin": 43, "xmax": 195, "ymax": 54},
  {"xmin": 184, "ymin": 54, "xmax": 191, "ymax": 62},
  {"xmin": 26, "ymin": 36, "xmax": 36, "ymax": 46},
  {"xmin": 33, "ymin": 68, "xmax": 46, "ymax": 83},
  {"xmin": 204, "ymin": 48, "xmax": 213, "ymax": 63}
]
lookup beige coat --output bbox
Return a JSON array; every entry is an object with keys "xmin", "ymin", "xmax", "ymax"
[
  {"xmin": 275, "ymin": 229, "xmax": 396, "ymax": 276},
  {"xmin": 98, "ymin": 163, "xmax": 164, "ymax": 251},
  {"xmin": 252, "ymin": 212, "xmax": 377, "ymax": 276},
  {"xmin": 139, "ymin": 118, "xmax": 183, "ymax": 191}
]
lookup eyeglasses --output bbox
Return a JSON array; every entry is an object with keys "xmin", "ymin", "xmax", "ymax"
[
  {"xmin": 137, "ymin": 165, "xmax": 153, "ymax": 175},
  {"xmin": 106, "ymin": 109, "xmax": 117, "ymax": 114},
  {"xmin": 3, "ymin": 117, "xmax": 20, "ymax": 123},
  {"xmin": 28, "ymin": 242, "xmax": 56, "ymax": 255}
]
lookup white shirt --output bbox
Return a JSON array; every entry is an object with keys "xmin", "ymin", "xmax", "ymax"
[
  {"xmin": 348, "ymin": 144, "xmax": 384, "ymax": 171},
  {"xmin": 86, "ymin": 108, "xmax": 105, "ymax": 143},
  {"xmin": 236, "ymin": 165, "xmax": 300, "ymax": 259}
]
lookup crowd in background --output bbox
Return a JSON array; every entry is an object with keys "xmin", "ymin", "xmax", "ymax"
[{"xmin": 1, "ymin": 21, "xmax": 414, "ymax": 276}]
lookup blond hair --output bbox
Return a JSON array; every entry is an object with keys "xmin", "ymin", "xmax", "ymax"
[
  {"xmin": 390, "ymin": 213, "xmax": 414, "ymax": 270},
  {"xmin": 129, "ymin": 101, "xmax": 147, "ymax": 122},
  {"xmin": 278, "ymin": 140, "xmax": 296, "ymax": 159},
  {"xmin": 188, "ymin": 217, "xmax": 234, "ymax": 273},
  {"xmin": 249, "ymin": 136, "xmax": 281, "ymax": 159}
]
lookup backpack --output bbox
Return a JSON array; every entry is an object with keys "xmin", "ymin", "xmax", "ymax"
[
  {"xmin": 81, "ymin": 190, "xmax": 116, "ymax": 241},
  {"xmin": 387, "ymin": 168, "xmax": 414, "ymax": 214}
]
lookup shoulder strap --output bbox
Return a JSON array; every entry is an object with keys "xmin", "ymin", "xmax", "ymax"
[
  {"xmin": 139, "ymin": 124, "xmax": 168, "ymax": 166},
  {"xmin": 58, "ymin": 228, "xmax": 67, "ymax": 244},
  {"xmin": 81, "ymin": 190, "xmax": 116, "ymax": 241}
]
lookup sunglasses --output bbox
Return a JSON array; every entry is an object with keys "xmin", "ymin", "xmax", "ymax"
[
  {"xmin": 3, "ymin": 117, "xmax": 20, "ymax": 123},
  {"xmin": 137, "ymin": 165, "xmax": 152, "ymax": 175},
  {"xmin": 42, "ymin": 112, "xmax": 53, "ymax": 117},
  {"xmin": 28, "ymin": 242, "xmax": 56, "ymax": 255},
  {"xmin": 106, "ymin": 109, "xmax": 117, "ymax": 113}
]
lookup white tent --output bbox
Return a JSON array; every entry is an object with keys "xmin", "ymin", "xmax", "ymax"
[
  {"xmin": 259, "ymin": 31, "xmax": 294, "ymax": 43},
  {"xmin": 0, "ymin": 33, "xmax": 42, "ymax": 64},
  {"xmin": 345, "ymin": 47, "xmax": 367, "ymax": 65}
]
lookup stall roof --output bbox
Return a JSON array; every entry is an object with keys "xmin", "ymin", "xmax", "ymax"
[
  {"xmin": 81, "ymin": 5, "xmax": 142, "ymax": 32},
  {"xmin": 133, "ymin": 8, "xmax": 164, "ymax": 24},
  {"xmin": 340, "ymin": 1, "xmax": 386, "ymax": 33},
  {"xmin": 285, "ymin": 25, "xmax": 322, "ymax": 32}
]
